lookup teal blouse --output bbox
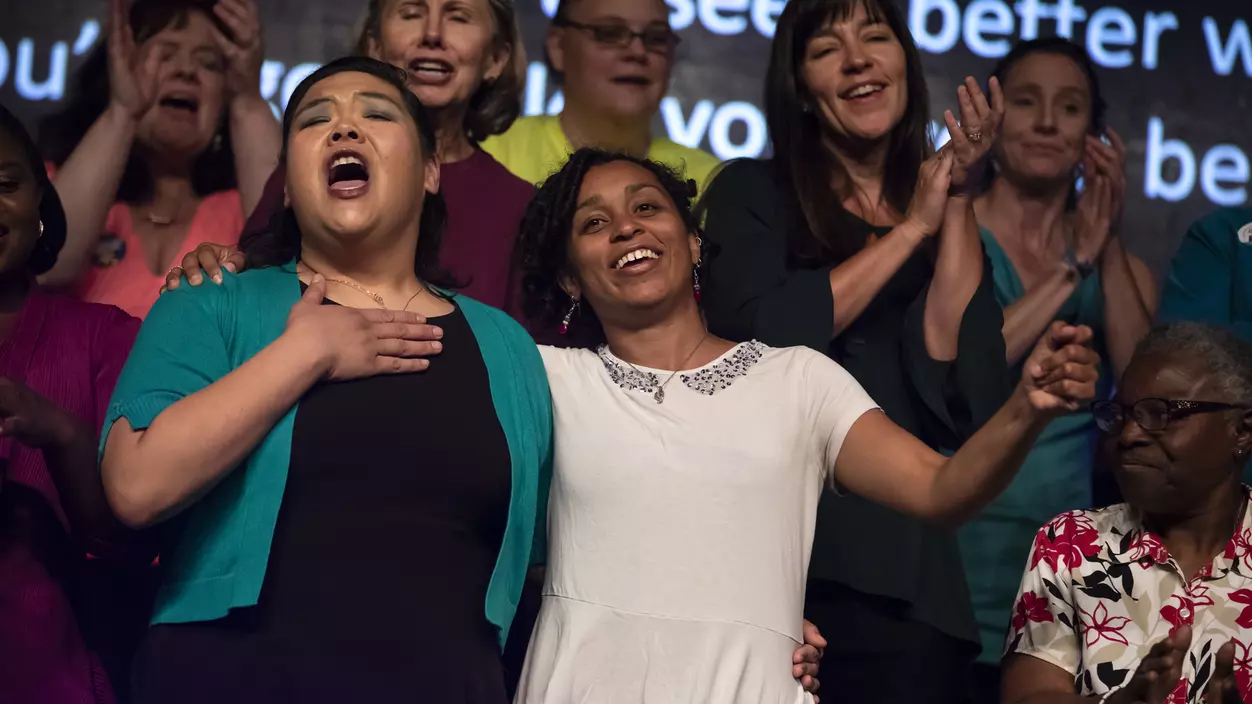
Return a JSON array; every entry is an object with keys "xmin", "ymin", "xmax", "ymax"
[
  {"xmin": 957, "ymin": 229, "xmax": 1114, "ymax": 665},
  {"xmin": 101, "ymin": 261, "xmax": 552, "ymax": 650}
]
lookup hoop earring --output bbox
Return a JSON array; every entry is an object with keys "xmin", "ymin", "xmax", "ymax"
[{"xmin": 558, "ymin": 296, "xmax": 579, "ymax": 335}]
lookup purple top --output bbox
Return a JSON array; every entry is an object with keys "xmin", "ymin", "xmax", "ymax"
[
  {"xmin": 243, "ymin": 149, "xmax": 534, "ymax": 316},
  {"xmin": 0, "ymin": 289, "xmax": 139, "ymax": 704}
]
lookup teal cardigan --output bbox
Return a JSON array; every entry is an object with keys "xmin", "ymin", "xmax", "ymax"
[{"xmin": 101, "ymin": 261, "xmax": 552, "ymax": 649}]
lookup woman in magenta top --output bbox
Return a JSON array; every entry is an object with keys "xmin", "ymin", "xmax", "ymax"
[
  {"xmin": 37, "ymin": 0, "xmax": 279, "ymax": 319},
  {"xmin": 0, "ymin": 105, "xmax": 145, "ymax": 703},
  {"xmin": 175, "ymin": 0, "xmax": 534, "ymax": 313}
]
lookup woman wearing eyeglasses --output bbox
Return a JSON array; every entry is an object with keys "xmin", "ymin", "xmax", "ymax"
[
  {"xmin": 1002, "ymin": 322, "xmax": 1252, "ymax": 704},
  {"xmin": 480, "ymin": 0, "xmax": 720, "ymax": 191}
]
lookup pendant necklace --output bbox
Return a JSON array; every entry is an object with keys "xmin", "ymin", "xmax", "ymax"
[{"xmin": 619, "ymin": 333, "xmax": 708, "ymax": 404}]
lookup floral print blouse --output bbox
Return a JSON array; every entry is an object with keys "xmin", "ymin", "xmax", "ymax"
[{"xmin": 1007, "ymin": 486, "xmax": 1252, "ymax": 703}]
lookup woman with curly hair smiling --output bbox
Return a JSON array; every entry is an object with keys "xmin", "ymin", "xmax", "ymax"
[{"xmin": 509, "ymin": 147, "xmax": 1100, "ymax": 702}]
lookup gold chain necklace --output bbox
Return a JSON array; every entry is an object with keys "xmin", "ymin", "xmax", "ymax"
[
  {"xmin": 299, "ymin": 261, "xmax": 422, "ymax": 311},
  {"xmin": 617, "ymin": 333, "xmax": 709, "ymax": 404}
]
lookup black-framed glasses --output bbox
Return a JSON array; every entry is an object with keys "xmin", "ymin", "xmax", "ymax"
[
  {"xmin": 554, "ymin": 19, "xmax": 680, "ymax": 53},
  {"xmin": 1092, "ymin": 398, "xmax": 1250, "ymax": 434}
]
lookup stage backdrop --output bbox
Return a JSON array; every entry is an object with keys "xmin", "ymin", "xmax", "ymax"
[{"xmin": 0, "ymin": 0, "xmax": 1249, "ymax": 273}]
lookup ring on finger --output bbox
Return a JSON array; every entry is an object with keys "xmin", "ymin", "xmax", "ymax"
[{"xmin": 965, "ymin": 131, "xmax": 983, "ymax": 142}]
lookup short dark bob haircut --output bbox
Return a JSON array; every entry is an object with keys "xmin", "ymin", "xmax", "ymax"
[
  {"xmin": 517, "ymin": 147, "xmax": 701, "ymax": 348},
  {"xmin": 239, "ymin": 56, "xmax": 457, "ymax": 292},
  {"xmin": 0, "ymin": 102, "xmax": 68, "ymax": 276},
  {"xmin": 39, "ymin": 0, "xmax": 237, "ymax": 204}
]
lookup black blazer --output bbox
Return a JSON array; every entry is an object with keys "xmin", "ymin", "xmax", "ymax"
[{"xmin": 701, "ymin": 158, "xmax": 1012, "ymax": 647}]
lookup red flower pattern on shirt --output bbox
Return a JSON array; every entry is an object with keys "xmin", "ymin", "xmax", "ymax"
[
  {"xmin": 1008, "ymin": 488, "xmax": 1252, "ymax": 704},
  {"xmin": 1188, "ymin": 582, "xmax": 1214, "ymax": 608},
  {"xmin": 1012, "ymin": 592, "xmax": 1054, "ymax": 631},
  {"xmin": 1160, "ymin": 595, "xmax": 1196, "ymax": 637},
  {"xmin": 1126, "ymin": 529, "xmax": 1170, "ymax": 565},
  {"xmin": 1231, "ymin": 590, "xmax": 1252, "ymax": 629},
  {"xmin": 1225, "ymin": 526, "xmax": 1251, "ymax": 566},
  {"xmin": 1234, "ymin": 639, "xmax": 1252, "ymax": 703},
  {"xmin": 1080, "ymin": 602, "xmax": 1132, "ymax": 646},
  {"xmin": 1031, "ymin": 511, "xmax": 1101, "ymax": 572}
]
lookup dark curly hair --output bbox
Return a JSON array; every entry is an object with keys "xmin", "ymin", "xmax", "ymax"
[
  {"xmin": 517, "ymin": 148, "xmax": 701, "ymax": 347},
  {"xmin": 38, "ymin": 0, "xmax": 237, "ymax": 203},
  {"xmin": 240, "ymin": 56, "xmax": 458, "ymax": 292},
  {"xmin": 0, "ymin": 102, "xmax": 67, "ymax": 276}
]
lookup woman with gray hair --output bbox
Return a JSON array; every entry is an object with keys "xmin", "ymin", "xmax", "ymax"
[{"xmin": 1003, "ymin": 322, "xmax": 1252, "ymax": 704}]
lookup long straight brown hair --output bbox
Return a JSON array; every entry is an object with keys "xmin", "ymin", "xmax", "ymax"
[{"xmin": 766, "ymin": 0, "xmax": 932, "ymax": 264}]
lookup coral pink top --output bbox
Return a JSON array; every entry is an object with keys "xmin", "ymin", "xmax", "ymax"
[{"xmin": 75, "ymin": 191, "xmax": 243, "ymax": 319}]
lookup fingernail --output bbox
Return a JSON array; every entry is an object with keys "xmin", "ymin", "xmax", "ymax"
[
  {"xmin": 190, "ymin": 274, "xmax": 201, "ymax": 284},
  {"xmin": 212, "ymin": 273, "xmax": 223, "ymax": 284},
  {"xmin": 432, "ymin": 326, "xmax": 444, "ymax": 339},
  {"xmin": 224, "ymin": 263, "xmax": 237, "ymax": 273},
  {"xmin": 431, "ymin": 341, "xmax": 443, "ymax": 353}
]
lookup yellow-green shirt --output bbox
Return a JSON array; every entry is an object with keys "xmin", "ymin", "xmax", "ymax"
[{"xmin": 481, "ymin": 115, "xmax": 721, "ymax": 191}]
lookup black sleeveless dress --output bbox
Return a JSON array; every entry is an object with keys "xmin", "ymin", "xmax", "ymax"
[{"xmin": 133, "ymin": 300, "xmax": 513, "ymax": 703}]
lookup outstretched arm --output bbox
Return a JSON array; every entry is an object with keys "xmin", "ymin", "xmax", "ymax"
[{"xmin": 833, "ymin": 322, "xmax": 1098, "ymax": 527}]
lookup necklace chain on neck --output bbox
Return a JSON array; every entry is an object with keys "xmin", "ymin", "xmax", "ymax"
[
  {"xmin": 299, "ymin": 261, "xmax": 422, "ymax": 311},
  {"xmin": 618, "ymin": 333, "xmax": 709, "ymax": 404}
]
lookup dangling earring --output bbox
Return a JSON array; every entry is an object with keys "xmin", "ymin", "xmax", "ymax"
[
  {"xmin": 37, "ymin": 220, "xmax": 44, "ymax": 239},
  {"xmin": 213, "ymin": 133, "xmax": 223, "ymax": 152},
  {"xmin": 692, "ymin": 235, "xmax": 704, "ymax": 302},
  {"xmin": 558, "ymin": 296, "xmax": 579, "ymax": 335}
]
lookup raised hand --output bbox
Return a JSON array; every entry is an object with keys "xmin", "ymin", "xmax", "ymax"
[
  {"xmin": 162, "ymin": 242, "xmax": 248, "ymax": 292},
  {"xmin": 944, "ymin": 75, "xmax": 1004, "ymax": 190},
  {"xmin": 1083, "ymin": 127, "xmax": 1127, "ymax": 233},
  {"xmin": 1204, "ymin": 640, "xmax": 1249, "ymax": 704},
  {"xmin": 210, "ymin": 0, "xmax": 265, "ymax": 99},
  {"xmin": 1072, "ymin": 168, "xmax": 1115, "ymax": 267},
  {"xmin": 107, "ymin": 0, "xmax": 161, "ymax": 119},
  {"xmin": 284, "ymin": 275, "xmax": 444, "ymax": 380},
  {"xmin": 904, "ymin": 146, "xmax": 955, "ymax": 238},
  {"xmin": 1108, "ymin": 626, "xmax": 1191, "ymax": 704},
  {"xmin": 1021, "ymin": 321, "xmax": 1099, "ymax": 414}
]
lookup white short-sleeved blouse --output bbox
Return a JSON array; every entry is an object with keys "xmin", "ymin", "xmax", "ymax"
[{"xmin": 516, "ymin": 341, "xmax": 879, "ymax": 703}]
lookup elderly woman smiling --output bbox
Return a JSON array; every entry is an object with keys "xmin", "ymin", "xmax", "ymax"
[{"xmin": 1002, "ymin": 322, "xmax": 1252, "ymax": 704}]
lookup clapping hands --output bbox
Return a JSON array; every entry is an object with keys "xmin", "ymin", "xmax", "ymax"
[{"xmin": 944, "ymin": 76, "xmax": 1005, "ymax": 191}]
